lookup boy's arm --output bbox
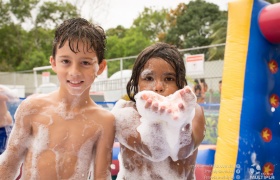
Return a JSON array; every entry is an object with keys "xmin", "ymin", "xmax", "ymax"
[
  {"xmin": 94, "ymin": 111, "xmax": 115, "ymax": 180},
  {"xmin": 0, "ymin": 100, "xmax": 31, "ymax": 179}
]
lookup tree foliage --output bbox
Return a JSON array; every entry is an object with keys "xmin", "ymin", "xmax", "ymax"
[
  {"xmin": 35, "ymin": 2, "xmax": 79, "ymax": 29},
  {"xmin": 132, "ymin": 7, "xmax": 168, "ymax": 42},
  {"xmin": 0, "ymin": 0, "xmax": 228, "ymax": 74},
  {"xmin": 165, "ymin": 0, "xmax": 226, "ymax": 60},
  {"xmin": 266, "ymin": 0, "xmax": 280, "ymax": 3},
  {"xmin": 0, "ymin": 0, "xmax": 79, "ymax": 71}
]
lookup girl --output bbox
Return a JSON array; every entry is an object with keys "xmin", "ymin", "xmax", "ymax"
[{"xmin": 112, "ymin": 42, "xmax": 205, "ymax": 179}]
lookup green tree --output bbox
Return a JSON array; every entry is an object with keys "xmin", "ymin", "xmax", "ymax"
[
  {"xmin": 0, "ymin": 0, "xmax": 79, "ymax": 71},
  {"xmin": 0, "ymin": 0, "xmax": 11, "ymax": 26},
  {"xmin": 165, "ymin": 0, "xmax": 225, "ymax": 60},
  {"xmin": 132, "ymin": 7, "xmax": 168, "ymax": 42},
  {"xmin": 16, "ymin": 27, "xmax": 54, "ymax": 71},
  {"xmin": 208, "ymin": 11, "xmax": 227, "ymax": 60},
  {"xmin": 35, "ymin": 1, "xmax": 79, "ymax": 29},
  {"xmin": 8, "ymin": 0, "xmax": 39, "ymax": 23},
  {"xmin": 105, "ymin": 7, "xmax": 169, "ymax": 76},
  {"xmin": 106, "ymin": 25, "xmax": 127, "ymax": 38},
  {"xmin": 266, "ymin": 0, "xmax": 280, "ymax": 3},
  {"xmin": 0, "ymin": 24, "xmax": 27, "ymax": 71},
  {"xmin": 106, "ymin": 27, "xmax": 151, "ymax": 76}
]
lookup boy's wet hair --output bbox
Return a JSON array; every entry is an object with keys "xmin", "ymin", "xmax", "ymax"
[
  {"xmin": 52, "ymin": 17, "xmax": 106, "ymax": 63},
  {"xmin": 127, "ymin": 42, "xmax": 187, "ymax": 102}
]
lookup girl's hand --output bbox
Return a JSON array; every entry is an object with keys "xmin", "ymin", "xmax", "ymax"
[
  {"xmin": 140, "ymin": 93, "xmax": 169, "ymax": 114},
  {"xmin": 136, "ymin": 86, "xmax": 196, "ymax": 121}
]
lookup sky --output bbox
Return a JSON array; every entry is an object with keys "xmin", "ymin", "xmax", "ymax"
[{"xmin": 79, "ymin": 0, "xmax": 229, "ymax": 30}]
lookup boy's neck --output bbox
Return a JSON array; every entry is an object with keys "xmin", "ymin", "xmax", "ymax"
[{"xmin": 54, "ymin": 89, "xmax": 93, "ymax": 109}]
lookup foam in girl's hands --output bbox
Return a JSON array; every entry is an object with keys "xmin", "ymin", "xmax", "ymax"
[{"xmin": 134, "ymin": 86, "xmax": 196, "ymax": 160}]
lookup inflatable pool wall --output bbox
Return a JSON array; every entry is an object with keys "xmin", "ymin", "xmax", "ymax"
[{"xmin": 212, "ymin": 0, "xmax": 280, "ymax": 179}]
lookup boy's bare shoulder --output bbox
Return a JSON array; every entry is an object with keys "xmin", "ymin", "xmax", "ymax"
[
  {"xmin": 21, "ymin": 93, "xmax": 56, "ymax": 108},
  {"xmin": 89, "ymin": 104, "xmax": 115, "ymax": 125}
]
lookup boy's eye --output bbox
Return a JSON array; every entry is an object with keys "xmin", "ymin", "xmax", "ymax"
[
  {"xmin": 61, "ymin": 59, "xmax": 70, "ymax": 64},
  {"xmin": 82, "ymin": 61, "xmax": 92, "ymax": 66}
]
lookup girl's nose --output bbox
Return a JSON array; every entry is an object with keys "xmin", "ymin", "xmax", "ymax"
[{"xmin": 154, "ymin": 81, "xmax": 164, "ymax": 93}]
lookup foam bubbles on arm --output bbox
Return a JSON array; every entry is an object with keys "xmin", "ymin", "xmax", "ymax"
[
  {"xmin": 112, "ymin": 100, "xmax": 168, "ymax": 161},
  {"xmin": 0, "ymin": 99, "xmax": 32, "ymax": 179}
]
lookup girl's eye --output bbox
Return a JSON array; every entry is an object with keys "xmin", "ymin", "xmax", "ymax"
[
  {"xmin": 165, "ymin": 77, "xmax": 175, "ymax": 81},
  {"xmin": 144, "ymin": 76, "xmax": 153, "ymax": 81}
]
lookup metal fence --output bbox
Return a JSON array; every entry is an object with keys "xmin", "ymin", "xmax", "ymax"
[{"xmin": 0, "ymin": 43, "xmax": 225, "ymax": 101}]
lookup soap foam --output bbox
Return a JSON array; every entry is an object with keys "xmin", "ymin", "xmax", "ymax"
[
  {"xmin": 0, "ymin": 85, "xmax": 19, "ymax": 103},
  {"xmin": 134, "ymin": 86, "xmax": 196, "ymax": 161}
]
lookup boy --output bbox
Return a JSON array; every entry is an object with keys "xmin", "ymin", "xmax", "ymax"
[{"xmin": 0, "ymin": 18, "xmax": 115, "ymax": 180}]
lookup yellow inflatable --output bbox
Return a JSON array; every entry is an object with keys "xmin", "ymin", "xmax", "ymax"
[{"xmin": 212, "ymin": 0, "xmax": 280, "ymax": 179}]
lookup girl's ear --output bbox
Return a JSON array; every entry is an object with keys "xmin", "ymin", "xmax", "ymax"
[
  {"xmin": 50, "ymin": 56, "xmax": 57, "ymax": 73},
  {"xmin": 97, "ymin": 60, "xmax": 107, "ymax": 75}
]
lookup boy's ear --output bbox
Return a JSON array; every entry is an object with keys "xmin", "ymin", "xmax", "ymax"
[
  {"xmin": 49, "ymin": 56, "xmax": 57, "ymax": 73},
  {"xmin": 97, "ymin": 60, "xmax": 107, "ymax": 75}
]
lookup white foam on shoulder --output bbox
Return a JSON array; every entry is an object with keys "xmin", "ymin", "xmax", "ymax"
[{"xmin": 112, "ymin": 100, "xmax": 140, "ymax": 143}]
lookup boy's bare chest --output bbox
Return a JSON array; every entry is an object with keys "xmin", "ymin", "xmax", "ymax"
[{"xmin": 30, "ymin": 110, "xmax": 102, "ymax": 151}]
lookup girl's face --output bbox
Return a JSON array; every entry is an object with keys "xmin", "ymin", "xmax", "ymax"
[{"xmin": 138, "ymin": 57, "xmax": 179, "ymax": 97}]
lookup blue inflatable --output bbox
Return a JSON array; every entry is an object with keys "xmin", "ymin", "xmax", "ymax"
[{"xmin": 212, "ymin": 0, "xmax": 280, "ymax": 179}]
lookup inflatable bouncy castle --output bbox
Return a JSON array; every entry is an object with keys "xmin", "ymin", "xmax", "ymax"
[{"xmin": 212, "ymin": 0, "xmax": 280, "ymax": 179}]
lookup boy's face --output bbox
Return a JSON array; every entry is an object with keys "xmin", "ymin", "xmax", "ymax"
[
  {"xmin": 138, "ymin": 57, "xmax": 178, "ymax": 97},
  {"xmin": 50, "ymin": 40, "xmax": 106, "ymax": 96}
]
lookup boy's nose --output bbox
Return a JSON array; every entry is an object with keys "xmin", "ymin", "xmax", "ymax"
[{"xmin": 69, "ymin": 65, "xmax": 81, "ymax": 76}]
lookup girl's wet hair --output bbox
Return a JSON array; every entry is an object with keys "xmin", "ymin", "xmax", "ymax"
[
  {"xmin": 52, "ymin": 17, "xmax": 106, "ymax": 63},
  {"xmin": 127, "ymin": 42, "xmax": 187, "ymax": 102}
]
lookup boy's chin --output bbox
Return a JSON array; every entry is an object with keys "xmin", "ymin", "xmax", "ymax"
[{"xmin": 66, "ymin": 88, "xmax": 87, "ymax": 96}]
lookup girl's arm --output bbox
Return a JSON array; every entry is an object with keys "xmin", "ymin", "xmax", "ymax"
[
  {"xmin": 177, "ymin": 104, "xmax": 206, "ymax": 159},
  {"xmin": 112, "ymin": 99, "xmax": 170, "ymax": 162}
]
